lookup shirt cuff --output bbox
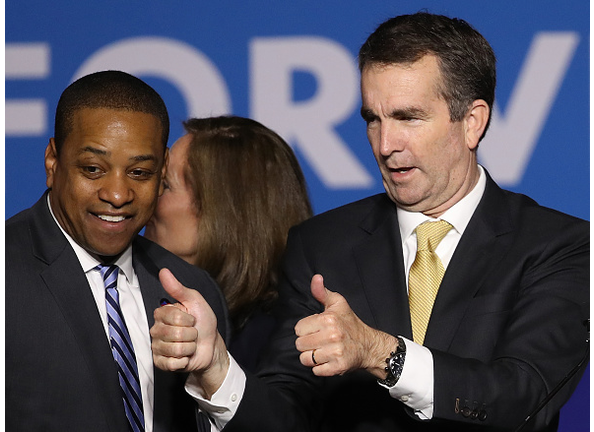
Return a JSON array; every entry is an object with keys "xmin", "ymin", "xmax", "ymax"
[
  {"xmin": 386, "ymin": 336, "xmax": 434, "ymax": 419},
  {"xmin": 185, "ymin": 352, "xmax": 247, "ymax": 430}
]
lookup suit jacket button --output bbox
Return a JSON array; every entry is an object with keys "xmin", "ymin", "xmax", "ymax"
[
  {"xmin": 470, "ymin": 409, "xmax": 479, "ymax": 420},
  {"xmin": 478, "ymin": 410, "xmax": 488, "ymax": 421},
  {"xmin": 461, "ymin": 406, "xmax": 471, "ymax": 418}
]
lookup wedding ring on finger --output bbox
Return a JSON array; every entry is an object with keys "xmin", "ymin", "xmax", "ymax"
[{"xmin": 312, "ymin": 349, "xmax": 318, "ymax": 365}]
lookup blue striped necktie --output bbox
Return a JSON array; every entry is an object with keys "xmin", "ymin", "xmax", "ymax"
[{"xmin": 97, "ymin": 264, "xmax": 145, "ymax": 432}]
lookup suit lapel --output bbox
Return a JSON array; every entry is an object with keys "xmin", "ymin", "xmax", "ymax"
[
  {"xmin": 133, "ymin": 245, "xmax": 167, "ymax": 330},
  {"xmin": 424, "ymin": 175, "xmax": 514, "ymax": 350},
  {"xmin": 31, "ymin": 193, "xmax": 128, "ymax": 431},
  {"xmin": 352, "ymin": 196, "xmax": 413, "ymax": 339}
]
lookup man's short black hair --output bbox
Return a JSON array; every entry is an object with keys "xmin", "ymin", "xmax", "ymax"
[{"xmin": 54, "ymin": 70, "xmax": 170, "ymax": 153}]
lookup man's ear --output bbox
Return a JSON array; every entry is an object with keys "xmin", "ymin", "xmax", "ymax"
[
  {"xmin": 158, "ymin": 147, "xmax": 169, "ymax": 197},
  {"xmin": 45, "ymin": 138, "xmax": 58, "ymax": 189},
  {"xmin": 464, "ymin": 99, "xmax": 490, "ymax": 150}
]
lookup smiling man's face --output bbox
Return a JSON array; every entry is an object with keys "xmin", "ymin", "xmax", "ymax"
[{"xmin": 45, "ymin": 107, "xmax": 167, "ymax": 260}]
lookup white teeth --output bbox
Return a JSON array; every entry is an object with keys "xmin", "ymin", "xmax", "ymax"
[{"xmin": 98, "ymin": 215, "xmax": 125, "ymax": 222}]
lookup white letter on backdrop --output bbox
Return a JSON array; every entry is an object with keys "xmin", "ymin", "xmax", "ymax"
[
  {"xmin": 251, "ymin": 36, "xmax": 373, "ymax": 188},
  {"xmin": 479, "ymin": 32, "xmax": 579, "ymax": 185},
  {"xmin": 73, "ymin": 36, "xmax": 231, "ymax": 118},
  {"xmin": 6, "ymin": 43, "xmax": 51, "ymax": 136}
]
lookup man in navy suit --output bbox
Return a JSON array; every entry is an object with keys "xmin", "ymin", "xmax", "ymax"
[
  {"xmin": 6, "ymin": 70, "xmax": 229, "ymax": 431},
  {"xmin": 150, "ymin": 13, "xmax": 588, "ymax": 431}
]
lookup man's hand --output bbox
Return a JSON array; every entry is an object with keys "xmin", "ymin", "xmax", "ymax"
[
  {"xmin": 150, "ymin": 268, "xmax": 230, "ymax": 398},
  {"xmin": 294, "ymin": 274, "xmax": 397, "ymax": 379}
]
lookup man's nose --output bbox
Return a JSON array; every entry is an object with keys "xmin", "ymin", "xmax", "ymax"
[
  {"xmin": 379, "ymin": 123, "xmax": 406, "ymax": 156},
  {"xmin": 98, "ymin": 172, "xmax": 134, "ymax": 207}
]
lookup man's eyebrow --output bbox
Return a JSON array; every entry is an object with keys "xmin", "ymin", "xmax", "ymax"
[
  {"xmin": 388, "ymin": 107, "xmax": 429, "ymax": 119},
  {"xmin": 360, "ymin": 107, "xmax": 376, "ymax": 119},
  {"xmin": 79, "ymin": 146, "xmax": 108, "ymax": 156},
  {"xmin": 77, "ymin": 146, "xmax": 158, "ymax": 163},
  {"xmin": 130, "ymin": 154, "xmax": 158, "ymax": 163},
  {"xmin": 360, "ymin": 106, "xmax": 429, "ymax": 120}
]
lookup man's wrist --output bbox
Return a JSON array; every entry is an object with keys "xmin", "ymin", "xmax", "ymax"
[
  {"xmin": 196, "ymin": 335, "xmax": 231, "ymax": 399},
  {"xmin": 366, "ymin": 333, "xmax": 400, "ymax": 379},
  {"xmin": 378, "ymin": 336, "xmax": 406, "ymax": 388},
  {"xmin": 186, "ymin": 354, "xmax": 247, "ymax": 430}
]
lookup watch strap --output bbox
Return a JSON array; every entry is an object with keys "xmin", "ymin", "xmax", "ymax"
[{"xmin": 378, "ymin": 336, "xmax": 406, "ymax": 388}]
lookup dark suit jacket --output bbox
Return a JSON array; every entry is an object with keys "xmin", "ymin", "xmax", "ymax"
[
  {"xmin": 225, "ymin": 173, "xmax": 589, "ymax": 432},
  {"xmin": 229, "ymin": 307, "xmax": 277, "ymax": 374},
  {"xmin": 6, "ymin": 192, "xmax": 230, "ymax": 432}
]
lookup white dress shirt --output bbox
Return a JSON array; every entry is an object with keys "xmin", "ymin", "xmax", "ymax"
[
  {"xmin": 190, "ymin": 166, "xmax": 487, "ymax": 429},
  {"xmin": 48, "ymin": 198, "xmax": 155, "ymax": 431},
  {"xmin": 390, "ymin": 164, "xmax": 486, "ymax": 418}
]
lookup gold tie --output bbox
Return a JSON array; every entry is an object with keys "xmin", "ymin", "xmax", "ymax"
[{"xmin": 408, "ymin": 220, "xmax": 452, "ymax": 345}]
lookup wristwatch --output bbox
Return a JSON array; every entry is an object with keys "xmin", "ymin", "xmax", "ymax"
[{"xmin": 378, "ymin": 336, "xmax": 406, "ymax": 388}]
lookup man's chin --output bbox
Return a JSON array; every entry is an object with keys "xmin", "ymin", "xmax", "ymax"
[
  {"xmin": 385, "ymin": 188, "xmax": 422, "ymax": 210},
  {"xmin": 84, "ymin": 239, "xmax": 135, "ymax": 262}
]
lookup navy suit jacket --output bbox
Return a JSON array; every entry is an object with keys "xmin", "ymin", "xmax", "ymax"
[
  {"xmin": 225, "ymin": 173, "xmax": 589, "ymax": 432},
  {"xmin": 6, "ymin": 193, "xmax": 230, "ymax": 431}
]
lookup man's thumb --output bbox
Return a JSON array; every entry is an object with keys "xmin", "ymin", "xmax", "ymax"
[
  {"xmin": 159, "ymin": 268, "xmax": 200, "ymax": 305},
  {"xmin": 310, "ymin": 274, "xmax": 338, "ymax": 310}
]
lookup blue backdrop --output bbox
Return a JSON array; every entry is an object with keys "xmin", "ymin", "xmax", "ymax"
[{"xmin": 6, "ymin": 1, "xmax": 589, "ymax": 429}]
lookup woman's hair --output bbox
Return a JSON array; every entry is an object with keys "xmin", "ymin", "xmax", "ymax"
[{"xmin": 182, "ymin": 116, "xmax": 313, "ymax": 331}]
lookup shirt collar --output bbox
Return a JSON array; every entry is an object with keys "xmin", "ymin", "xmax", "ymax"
[
  {"xmin": 397, "ymin": 165, "xmax": 487, "ymax": 243},
  {"xmin": 46, "ymin": 194, "xmax": 135, "ymax": 282}
]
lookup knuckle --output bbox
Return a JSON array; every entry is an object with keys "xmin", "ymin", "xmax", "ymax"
[
  {"xmin": 171, "ymin": 312, "xmax": 188, "ymax": 327},
  {"xmin": 312, "ymin": 366, "xmax": 324, "ymax": 376},
  {"xmin": 333, "ymin": 346, "xmax": 344, "ymax": 358},
  {"xmin": 171, "ymin": 343, "xmax": 188, "ymax": 358},
  {"xmin": 171, "ymin": 326, "xmax": 190, "ymax": 341},
  {"xmin": 149, "ymin": 325, "xmax": 160, "ymax": 338},
  {"xmin": 328, "ymin": 332, "xmax": 343, "ymax": 343},
  {"xmin": 165, "ymin": 357, "xmax": 184, "ymax": 371},
  {"xmin": 150, "ymin": 340, "xmax": 162, "ymax": 354},
  {"xmin": 322, "ymin": 314, "xmax": 337, "ymax": 327}
]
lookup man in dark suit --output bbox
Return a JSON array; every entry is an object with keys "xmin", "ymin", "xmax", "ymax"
[
  {"xmin": 6, "ymin": 70, "xmax": 229, "ymax": 432},
  {"xmin": 150, "ymin": 13, "xmax": 589, "ymax": 431}
]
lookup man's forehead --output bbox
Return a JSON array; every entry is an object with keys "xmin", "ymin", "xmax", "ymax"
[
  {"xmin": 71, "ymin": 106, "xmax": 161, "ymax": 123},
  {"xmin": 361, "ymin": 59, "xmax": 444, "ymax": 104},
  {"xmin": 63, "ymin": 108, "xmax": 166, "ymax": 156}
]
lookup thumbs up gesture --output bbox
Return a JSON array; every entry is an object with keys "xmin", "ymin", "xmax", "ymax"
[
  {"xmin": 294, "ymin": 274, "xmax": 397, "ymax": 379},
  {"xmin": 150, "ymin": 268, "xmax": 229, "ymax": 397}
]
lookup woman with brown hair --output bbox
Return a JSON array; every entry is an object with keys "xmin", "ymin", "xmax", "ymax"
[{"xmin": 145, "ymin": 115, "xmax": 313, "ymax": 371}]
